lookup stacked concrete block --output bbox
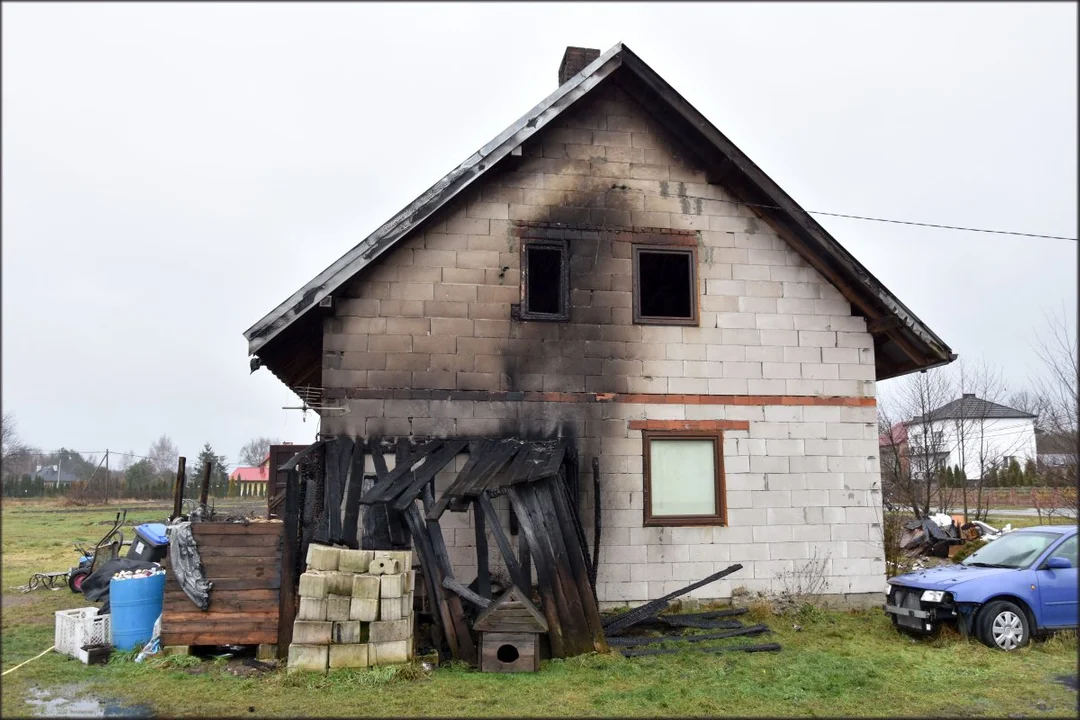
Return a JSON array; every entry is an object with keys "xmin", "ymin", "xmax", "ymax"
[{"xmin": 288, "ymin": 544, "xmax": 415, "ymax": 673}]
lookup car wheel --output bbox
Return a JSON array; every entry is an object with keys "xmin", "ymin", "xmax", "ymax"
[{"xmin": 977, "ymin": 600, "xmax": 1030, "ymax": 651}]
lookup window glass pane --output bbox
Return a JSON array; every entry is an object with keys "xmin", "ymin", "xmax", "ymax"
[
  {"xmin": 650, "ymin": 439, "xmax": 716, "ymax": 516},
  {"xmin": 1051, "ymin": 536, "xmax": 1078, "ymax": 566}
]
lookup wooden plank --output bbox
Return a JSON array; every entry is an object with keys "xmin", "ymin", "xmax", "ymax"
[
  {"xmin": 402, "ymin": 504, "xmax": 458, "ymax": 659},
  {"xmin": 189, "ymin": 523, "xmax": 284, "ymax": 535},
  {"xmin": 442, "ymin": 577, "xmax": 491, "ymax": 609},
  {"xmin": 278, "ymin": 465, "xmax": 300, "ymax": 660},
  {"xmin": 426, "ymin": 517, "xmax": 478, "ymax": 665},
  {"xmin": 171, "ymin": 456, "xmax": 186, "ymax": 521},
  {"xmin": 189, "ymin": 546, "xmax": 282, "ymax": 558},
  {"xmin": 427, "ymin": 440, "xmax": 493, "ymax": 519},
  {"xmin": 462, "ymin": 440, "xmax": 521, "ymax": 496},
  {"xmin": 473, "ymin": 500, "xmax": 491, "ymax": 599},
  {"xmin": 532, "ymin": 440, "xmax": 568, "ymax": 482},
  {"xmin": 160, "ymin": 631, "xmax": 278, "ymax": 646},
  {"xmin": 507, "ymin": 485, "xmax": 564, "ymax": 658},
  {"xmin": 363, "ymin": 438, "xmax": 394, "ymax": 551},
  {"xmin": 161, "ymin": 617, "xmax": 279, "ymax": 631},
  {"xmin": 476, "ymin": 493, "xmax": 527, "ymax": 592},
  {"xmin": 181, "ymin": 561, "xmax": 280, "ymax": 579},
  {"xmin": 165, "ymin": 597, "xmax": 279, "ymax": 615},
  {"xmin": 361, "ymin": 439, "xmax": 441, "ymax": 504},
  {"xmin": 185, "ymin": 533, "xmax": 283, "ymax": 548},
  {"xmin": 165, "ymin": 589, "xmax": 278, "ymax": 603},
  {"xmin": 547, "ymin": 474, "xmax": 608, "ymax": 653},
  {"xmin": 502, "ymin": 443, "xmax": 537, "ymax": 486},
  {"xmin": 518, "ymin": 517, "xmax": 531, "ymax": 589},
  {"xmin": 527, "ymin": 480, "xmax": 592, "ymax": 656},
  {"xmin": 325, "ymin": 437, "xmax": 351, "ymax": 543},
  {"xmin": 390, "ymin": 440, "xmax": 468, "ymax": 511},
  {"xmin": 175, "ymin": 577, "xmax": 281, "ymax": 592},
  {"xmin": 162, "ymin": 610, "xmax": 279, "ymax": 622},
  {"xmin": 341, "ymin": 438, "xmax": 365, "ymax": 548}
]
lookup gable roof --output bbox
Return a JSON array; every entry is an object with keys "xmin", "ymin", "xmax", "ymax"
[
  {"xmin": 472, "ymin": 586, "xmax": 549, "ymax": 633},
  {"xmin": 908, "ymin": 394, "xmax": 1037, "ymax": 424},
  {"xmin": 244, "ymin": 43, "xmax": 954, "ymax": 384}
]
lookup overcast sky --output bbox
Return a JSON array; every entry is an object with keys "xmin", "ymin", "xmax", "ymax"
[{"xmin": 3, "ymin": 2, "xmax": 1076, "ymax": 467}]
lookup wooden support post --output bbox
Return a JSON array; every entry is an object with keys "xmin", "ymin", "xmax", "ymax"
[
  {"xmin": 278, "ymin": 467, "xmax": 302, "ymax": 659},
  {"xmin": 171, "ymin": 456, "xmax": 187, "ymax": 521},
  {"xmin": 474, "ymin": 500, "xmax": 491, "ymax": 599},
  {"xmin": 198, "ymin": 460, "xmax": 212, "ymax": 509},
  {"xmin": 477, "ymin": 492, "xmax": 527, "ymax": 592}
]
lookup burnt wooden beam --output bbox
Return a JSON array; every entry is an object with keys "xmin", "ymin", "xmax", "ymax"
[
  {"xmin": 171, "ymin": 456, "xmax": 186, "ymax": 521},
  {"xmin": 507, "ymin": 485, "xmax": 565, "ymax": 658},
  {"xmin": 474, "ymin": 500, "xmax": 491, "ymax": 600},
  {"xmin": 341, "ymin": 439, "xmax": 365, "ymax": 548},
  {"xmin": 361, "ymin": 439, "xmax": 441, "ymax": 505},
  {"xmin": 477, "ymin": 492, "xmax": 528, "ymax": 592},
  {"xmin": 621, "ymin": 642, "xmax": 781, "ymax": 658},
  {"xmin": 401, "ymin": 505, "xmax": 457, "ymax": 659},
  {"xmin": 442, "ymin": 577, "xmax": 492, "ymax": 609},
  {"xmin": 538, "ymin": 477, "xmax": 608, "ymax": 653},
  {"xmin": 605, "ymin": 624, "xmax": 769, "ymax": 648},
  {"xmin": 601, "ymin": 563, "xmax": 744, "ymax": 636},
  {"xmin": 389, "ymin": 440, "xmax": 468, "ymax": 512},
  {"xmin": 591, "ymin": 456, "xmax": 601, "ymax": 592},
  {"xmin": 198, "ymin": 461, "xmax": 213, "ymax": 509},
  {"xmin": 277, "ymin": 467, "xmax": 302, "ymax": 659},
  {"xmin": 425, "ymin": 517, "xmax": 478, "ymax": 664}
]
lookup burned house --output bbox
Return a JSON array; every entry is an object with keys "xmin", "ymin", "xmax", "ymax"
[{"xmin": 244, "ymin": 44, "xmax": 954, "ymax": 614}]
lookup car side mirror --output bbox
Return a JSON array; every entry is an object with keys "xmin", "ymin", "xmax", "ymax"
[{"xmin": 1045, "ymin": 556, "xmax": 1073, "ymax": 570}]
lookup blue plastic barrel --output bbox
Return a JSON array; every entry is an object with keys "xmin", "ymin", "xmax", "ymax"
[{"xmin": 109, "ymin": 572, "xmax": 166, "ymax": 651}]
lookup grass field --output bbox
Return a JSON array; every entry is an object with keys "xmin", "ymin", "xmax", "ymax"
[{"xmin": 1, "ymin": 499, "xmax": 1076, "ymax": 717}]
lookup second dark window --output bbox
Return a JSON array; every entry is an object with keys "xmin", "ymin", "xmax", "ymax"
[
  {"xmin": 521, "ymin": 239, "xmax": 570, "ymax": 321},
  {"xmin": 633, "ymin": 246, "xmax": 698, "ymax": 325}
]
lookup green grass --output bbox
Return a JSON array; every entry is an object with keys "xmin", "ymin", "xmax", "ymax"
[{"xmin": 2, "ymin": 499, "xmax": 1077, "ymax": 717}]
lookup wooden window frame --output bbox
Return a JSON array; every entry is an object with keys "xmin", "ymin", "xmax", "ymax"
[
  {"xmin": 642, "ymin": 430, "xmax": 727, "ymax": 527},
  {"xmin": 632, "ymin": 244, "xmax": 700, "ymax": 326},
  {"xmin": 519, "ymin": 237, "xmax": 570, "ymax": 322}
]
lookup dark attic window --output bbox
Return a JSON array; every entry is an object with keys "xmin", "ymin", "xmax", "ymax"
[
  {"xmin": 633, "ymin": 246, "xmax": 699, "ymax": 325},
  {"xmin": 520, "ymin": 239, "xmax": 569, "ymax": 321}
]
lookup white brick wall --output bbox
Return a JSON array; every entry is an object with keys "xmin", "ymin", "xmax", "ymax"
[{"xmin": 321, "ymin": 80, "xmax": 886, "ymax": 606}]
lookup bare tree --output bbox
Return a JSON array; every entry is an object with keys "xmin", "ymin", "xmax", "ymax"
[
  {"xmin": 148, "ymin": 435, "xmax": 179, "ymax": 476},
  {"xmin": 1030, "ymin": 307, "xmax": 1078, "ymax": 521},
  {"xmin": 1, "ymin": 412, "xmax": 29, "ymax": 477},
  {"xmin": 238, "ymin": 436, "xmax": 278, "ymax": 467},
  {"xmin": 878, "ymin": 368, "xmax": 955, "ymax": 518}
]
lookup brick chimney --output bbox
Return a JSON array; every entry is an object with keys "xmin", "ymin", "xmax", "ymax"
[{"xmin": 558, "ymin": 47, "xmax": 601, "ymax": 86}]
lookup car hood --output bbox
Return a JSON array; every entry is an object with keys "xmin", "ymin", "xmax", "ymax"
[{"xmin": 888, "ymin": 564, "xmax": 1016, "ymax": 591}]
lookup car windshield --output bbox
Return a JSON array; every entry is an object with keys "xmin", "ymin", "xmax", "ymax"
[{"xmin": 961, "ymin": 531, "xmax": 1062, "ymax": 569}]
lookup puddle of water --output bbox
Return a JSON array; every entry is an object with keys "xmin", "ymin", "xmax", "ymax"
[
  {"xmin": 1055, "ymin": 674, "xmax": 1078, "ymax": 692},
  {"xmin": 26, "ymin": 684, "xmax": 154, "ymax": 718}
]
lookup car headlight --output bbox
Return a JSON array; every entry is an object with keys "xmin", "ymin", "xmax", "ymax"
[{"xmin": 921, "ymin": 590, "xmax": 946, "ymax": 603}]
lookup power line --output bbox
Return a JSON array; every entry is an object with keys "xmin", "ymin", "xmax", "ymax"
[{"xmin": 708, "ymin": 196, "xmax": 1077, "ymax": 242}]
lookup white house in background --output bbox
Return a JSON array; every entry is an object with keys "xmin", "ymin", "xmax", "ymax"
[{"xmin": 905, "ymin": 394, "xmax": 1037, "ymax": 479}]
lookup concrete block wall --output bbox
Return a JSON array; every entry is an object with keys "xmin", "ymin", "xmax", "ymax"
[{"xmin": 318, "ymin": 78, "xmax": 887, "ymax": 606}]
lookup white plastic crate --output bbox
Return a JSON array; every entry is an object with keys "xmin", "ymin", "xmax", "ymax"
[{"xmin": 55, "ymin": 607, "xmax": 111, "ymax": 659}]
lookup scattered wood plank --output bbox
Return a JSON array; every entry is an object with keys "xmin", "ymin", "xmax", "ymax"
[
  {"xmin": 601, "ymin": 563, "xmax": 745, "ymax": 637},
  {"xmin": 474, "ymin": 500, "xmax": 491, "ymax": 599},
  {"xmin": 390, "ymin": 440, "xmax": 468, "ymax": 511},
  {"xmin": 605, "ymin": 624, "xmax": 769, "ymax": 647},
  {"xmin": 620, "ymin": 642, "xmax": 782, "ymax": 658}
]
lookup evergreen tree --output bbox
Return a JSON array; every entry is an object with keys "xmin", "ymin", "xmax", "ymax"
[{"xmin": 188, "ymin": 443, "xmax": 230, "ymax": 499}]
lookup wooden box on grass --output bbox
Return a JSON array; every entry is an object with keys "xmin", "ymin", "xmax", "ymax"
[{"xmin": 161, "ymin": 521, "xmax": 283, "ymax": 648}]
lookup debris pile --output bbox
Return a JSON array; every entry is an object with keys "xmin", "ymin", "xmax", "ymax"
[
  {"xmin": 287, "ymin": 544, "xmax": 415, "ymax": 672},
  {"xmin": 899, "ymin": 514, "xmax": 1013, "ymax": 558}
]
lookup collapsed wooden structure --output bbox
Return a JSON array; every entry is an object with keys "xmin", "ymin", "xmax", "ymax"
[{"xmin": 274, "ymin": 436, "xmax": 608, "ymax": 666}]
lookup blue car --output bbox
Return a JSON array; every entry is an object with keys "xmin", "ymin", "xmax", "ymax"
[{"xmin": 884, "ymin": 524, "xmax": 1078, "ymax": 650}]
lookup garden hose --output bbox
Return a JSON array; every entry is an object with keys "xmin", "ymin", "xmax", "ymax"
[{"xmin": 1, "ymin": 645, "xmax": 55, "ymax": 676}]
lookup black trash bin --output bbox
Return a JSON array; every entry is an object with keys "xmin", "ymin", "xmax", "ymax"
[{"xmin": 126, "ymin": 523, "xmax": 169, "ymax": 563}]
